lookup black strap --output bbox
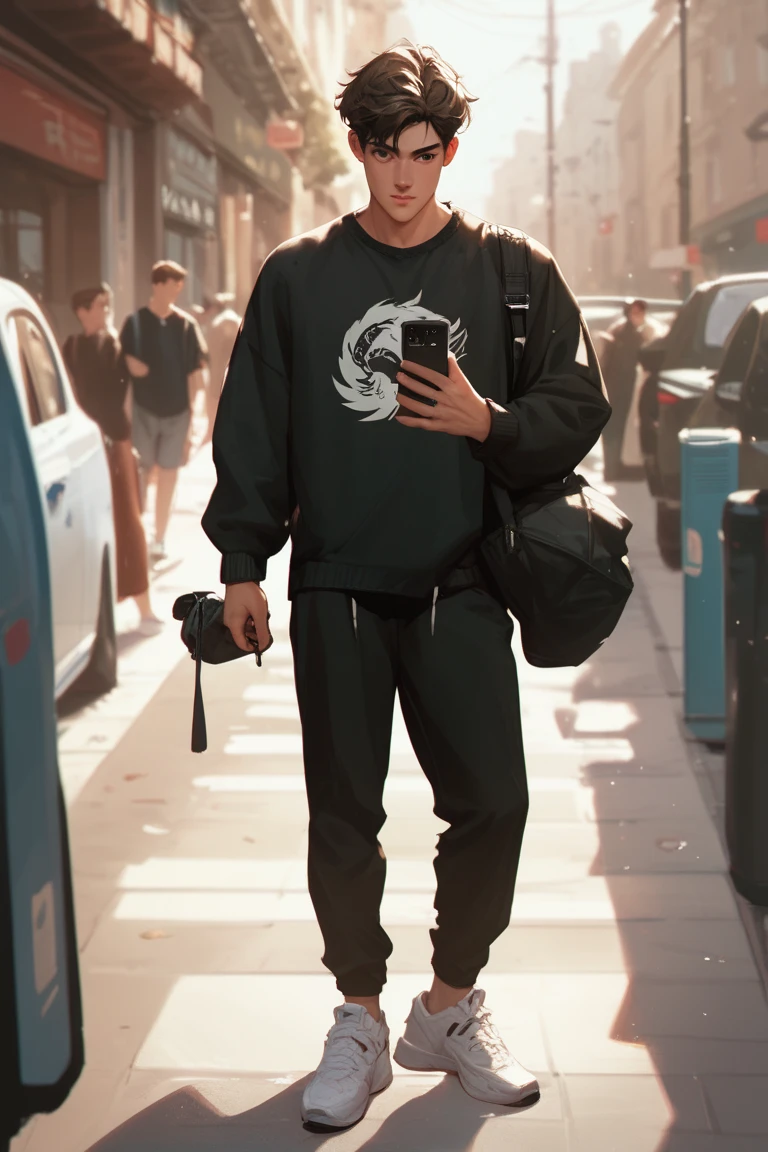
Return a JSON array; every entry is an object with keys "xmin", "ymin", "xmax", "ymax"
[
  {"xmin": 489, "ymin": 226, "xmax": 532, "ymax": 527},
  {"xmin": 191, "ymin": 604, "xmax": 207, "ymax": 753},
  {"xmin": 495, "ymin": 225, "xmax": 531, "ymax": 343}
]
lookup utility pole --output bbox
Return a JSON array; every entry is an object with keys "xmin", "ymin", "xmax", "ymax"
[
  {"xmin": 678, "ymin": 0, "xmax": 692, "ymax": 298},
  {"xmin": 545, "ymin": 0, "xmax": 557, "ymax": 252}
]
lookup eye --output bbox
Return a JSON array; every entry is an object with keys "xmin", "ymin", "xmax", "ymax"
[
  {"xmin": 371, "ymin": 148, "xmax": 391, "ymax": 160},
  {"xmin": 417, "ymin": 152, "xmax": 439, "ymax": 162}
]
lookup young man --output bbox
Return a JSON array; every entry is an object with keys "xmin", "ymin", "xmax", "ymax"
[
  {"xmin": 600, "ymin": 298, "xmax": 662, "ymax": 480},
  {"xmin": 120, "ymin": 260, "xmax": 207, "ymax": 560},
  {"xmin": 197, "ymin": 292, "xmax": 242, "ymax": 445},
  {"xmin": 203, "ymin": 43, "xmax": 609, "ymax": 1131}
]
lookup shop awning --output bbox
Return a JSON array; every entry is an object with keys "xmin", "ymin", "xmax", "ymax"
[{"xmin": 181, "ymin": 0, "xmax": 318, "ymax": 120}]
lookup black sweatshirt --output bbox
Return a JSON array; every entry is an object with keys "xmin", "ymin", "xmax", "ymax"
[{"xmin": 201, "ymin": 207, "xmax": 610, "ymax": 599}]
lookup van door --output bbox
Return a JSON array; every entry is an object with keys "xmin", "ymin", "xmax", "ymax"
[{"xmin": 6, "ymin": 314, "xmax": 83, "ymax": 678}]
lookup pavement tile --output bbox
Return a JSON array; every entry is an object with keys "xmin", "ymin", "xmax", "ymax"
[
  {"xmin": 131, "ymin": 973, "xmax": 551, "ymax": 1076},
  {"xmin": 700, "ymin": 1075, "xmax": 768, "ymax": 1135},
  {"xmin": 563, "ymin": 1073, "xmax": 711, "ymax": 1131},
  {"xmin": 540, "ymin": 974, "xmax": 768, "ymax": 1075},
  {"xmin": 75, "ymin": 1075, "xmax": 565, "ymax": 1152}
]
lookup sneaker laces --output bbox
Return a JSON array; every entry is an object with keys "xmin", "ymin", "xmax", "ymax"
[
  {"xmin": 317, "ymin": 1022, "xmax": 375, "ymax": 1081},
  {"xmin": 460, "ymin": 1008, "xmax": 511, "ymax": 1068}
]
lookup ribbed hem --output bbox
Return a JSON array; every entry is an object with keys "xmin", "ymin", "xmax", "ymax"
[
  {"xmin": 220, "ymin": 552, "xmax": 266, "ymax": 584},
  {"xmin": 469, "ymin": 400, "xmax": 520, "ymax": 460}
]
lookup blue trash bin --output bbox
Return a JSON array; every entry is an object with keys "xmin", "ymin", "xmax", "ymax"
[{"xmin": 679, "ymin": 427, "xmax": 740, "ymax": 742}]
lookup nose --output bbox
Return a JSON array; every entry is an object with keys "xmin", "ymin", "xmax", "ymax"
[{"xmin": 393, "ymin": 160, "xmax": 413, "ymax": 190}]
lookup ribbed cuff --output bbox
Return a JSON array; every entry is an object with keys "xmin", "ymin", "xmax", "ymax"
[
  {"xmin": 220, "ymin": 552, "xmax": 266, "ymax": 585},
  {"xmin": 468, "ymin": 399, "xmax": 520, "ymax": 458}
]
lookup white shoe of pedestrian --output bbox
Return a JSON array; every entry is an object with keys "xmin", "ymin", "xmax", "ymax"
[
  {"xmin": 149, "ymin": 538, "xmax": 167, "ymax": 561},
  {"xmin": 301, "ymin": 1003, "xmax": 393, "ymax": 1130},
  {"xmin": 136, "ymin": 615, "xmax": 164, "ymax": 636},
  {"xmin": 393, "ymin": 988, "xmax": 540, "ymax": 1107}
]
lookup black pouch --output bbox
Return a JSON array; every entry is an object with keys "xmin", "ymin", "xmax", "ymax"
[{"xmin": 172, "ymin": 591, "xmax": 271, "ymax": 752}]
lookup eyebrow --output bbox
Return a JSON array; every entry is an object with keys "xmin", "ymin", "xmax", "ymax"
[{"xmin": 372, "ymin": 141, "xmax": 442, "ymax": 157}]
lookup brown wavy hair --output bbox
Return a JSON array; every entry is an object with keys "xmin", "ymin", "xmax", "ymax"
[{"xmin": 336, "ymin": 41, "xmax": 477, "ymax": 152}]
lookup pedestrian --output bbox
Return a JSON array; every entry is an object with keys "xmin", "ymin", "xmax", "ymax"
[
  {"xmin": 120, "ymin": 260, "xmax": 207, "ymax": 561},
  {"xmin": 62, "ymin": 284, "xmax": 162, "ymax": 633},
  {"xmin": 202, "ymin": 42, "xmax": 610, "ymax": 1131},
  {"xmin": 197, "ymin": 292, "xmax": 241, "ymax": 445},
  {"xmin": 600, "ymin": 298, "xmax": 661, "ymax": 481}
]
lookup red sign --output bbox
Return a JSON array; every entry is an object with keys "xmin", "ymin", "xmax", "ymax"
[
  {"xmin": 756, "ymin": 217, "xmax": 768, "ymax": 244},
  {"xmin": 0, "ymin": 64, "xmax": 106, "ymax": 181},
  {"xmin": 267, "ymin": 120, "xmax": 305, "ymax": 151},
  {"xmin": 686, "ymin": 243, "xmax": 701, "ymax": 264},
  {"xmin": 598, "ymin": 217, "xmax": 614, "ymax": 236}
]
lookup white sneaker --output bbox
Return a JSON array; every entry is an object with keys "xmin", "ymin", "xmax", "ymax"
[
  {"xmin": 149, "ymin": 538, "xmax": 167, "ymax": 562},
  {"xmin": 301, "ymin": 1003, "xmax": 392, "ymax": 1130},
  {"xmin": 393, "ymin": 988, "xmax": 540, "ymax": 1107}
]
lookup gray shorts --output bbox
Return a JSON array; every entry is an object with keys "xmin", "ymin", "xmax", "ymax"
[{"xmin": 132, "ymin": 405, "xmax": 190, "ymax": 470}]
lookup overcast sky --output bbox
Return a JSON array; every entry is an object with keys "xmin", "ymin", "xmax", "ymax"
[{"xmin": 396, "ymin": 0, "xmax": 657, "ymax": 213}]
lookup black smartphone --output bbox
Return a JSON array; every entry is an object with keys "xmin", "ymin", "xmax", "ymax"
[{"xmin": 399, "ymin": 320, "xmax": 449, "ymax": 407}]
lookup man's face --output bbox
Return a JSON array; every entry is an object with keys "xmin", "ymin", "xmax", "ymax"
[
  {"xmin": 629, "ymin": 304, "xmax": 646, "ymax": 328},
  {"xmin": 350, "ymin": 121, "xmax": 459, "ymax": 223},
  {"xmin": 77, "ymin": 292, "xmax": 110, "ymax": 335},
  {"xmin": 154, "ymin": 276, "xmax": 185, "ymax": 307}
]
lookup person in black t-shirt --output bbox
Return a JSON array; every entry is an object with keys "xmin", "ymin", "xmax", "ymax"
[
  {"xmin": 120, "ymin": 260, "xmax": 207, "ymax": 561},
  {"xmin": 204, "ymin": 43, "xmax": 610, "ymax": 1130}
]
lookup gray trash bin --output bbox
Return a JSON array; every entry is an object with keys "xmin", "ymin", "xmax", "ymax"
[{"xmin": 722, "ymin": 489, "xmax": 768, "ymax": 905}]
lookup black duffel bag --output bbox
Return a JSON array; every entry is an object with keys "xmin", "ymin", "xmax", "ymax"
[
  {"xmin": 481, "ymin": 473, "xmax": 634, "ymax": 668},
  {"xmin": 482, "ymin": 225, "xmax": 634, "ymax": 667}
]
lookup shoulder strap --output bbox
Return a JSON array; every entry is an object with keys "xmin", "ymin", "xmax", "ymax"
[
  {"xmin": 132, "ymin": 311, "xmax": 141, "ymax": 361},
  {"xmin": 493, "ymin": 225, "xmax": 531, "ymax": 341}
]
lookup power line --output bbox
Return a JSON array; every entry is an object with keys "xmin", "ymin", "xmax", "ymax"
[{"xmin": 437, "ymin": 0, "xmax": 650, "ymax": 22}]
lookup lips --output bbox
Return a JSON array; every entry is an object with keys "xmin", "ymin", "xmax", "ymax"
[{"xmin": 392, "ymin": 195, "xmax": 414, "ymax": 202}]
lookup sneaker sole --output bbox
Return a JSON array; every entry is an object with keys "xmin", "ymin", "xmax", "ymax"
[
  {"xmin": 393, "ymin": 1036, "xmax": 458, "ymax": 1073},
  {"xmin": 301, "ymin": 1057, "xmax": 393, "ymax": 1131},
  {"xmin": 394, "ymin": 1038, "xmax": 540, "ymax": 1107}
]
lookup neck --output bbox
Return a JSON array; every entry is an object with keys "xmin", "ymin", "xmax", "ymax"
[
  {"xmin": 149, "ymin": 297, "xmax": 173, "ymax": 319},
  {"xmin": 355, "ymin": 196, "xmax": 452, "ymax": 249}
]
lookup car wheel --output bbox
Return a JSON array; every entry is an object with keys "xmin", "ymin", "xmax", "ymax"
[
  {"xmin": 73, "ymin": 551, "xmax": 117, "ymax": 695},
  {"xmin": 656, "ymin": 502, "xmax": 682, "ymax": 570}
]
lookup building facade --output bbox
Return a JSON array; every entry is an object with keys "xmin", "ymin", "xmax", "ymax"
[
  {"xmin": 0, "ymin": 0, "xmax": 343, "ymax": 335},
  {"xmin": 611, "ymin": 0, "xmax": 768, "ymax": 296},
  {"xmin": 554, "ymin": 24, "xmax": 622, "ymax": 295}
]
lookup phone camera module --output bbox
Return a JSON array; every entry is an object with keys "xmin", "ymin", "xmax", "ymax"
[{"xmin": 407, "ymin": 329, "xmax": 425, "ymax": 347}]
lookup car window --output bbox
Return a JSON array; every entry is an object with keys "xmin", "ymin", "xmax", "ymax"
[
  {"xmin": 718, "ymin": 308, "xmax": 760, "ymax": 385},
  {"xmin": 742, "ymin": 332, "xmax": 768, "ymax": 439},
  {"xmin": 11, "ymin": 314, "xmax": 66, "ymax": 423},
  {"xmin": 702, "ymin": 284, "xmax": 768, "ymax": 349},
  {"xmin": 4, "ymin": 314, "xmax": 43, "ymax": 426}
]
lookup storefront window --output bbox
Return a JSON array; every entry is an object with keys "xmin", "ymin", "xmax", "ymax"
[{"xmin": 0, "ymin": 208, "xmax": 44, "ymax": 300}]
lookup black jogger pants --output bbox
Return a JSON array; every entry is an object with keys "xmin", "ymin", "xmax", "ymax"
[{"xmin": 289, "ymin": 585, "xmax": 529, "ymax": 997}]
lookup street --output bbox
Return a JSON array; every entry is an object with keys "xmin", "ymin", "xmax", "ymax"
[{"xmin": 9, "ymin": 442, "xmax": 768, "ymax": 1152}]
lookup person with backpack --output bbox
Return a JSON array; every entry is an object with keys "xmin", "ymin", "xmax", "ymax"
[
  {"xmin": 120, "ymin": 260, "xmax": 207, "ymax": 560},
  {"xmin": 202, "ymin": 42, "xmax": 610, "ymax": 1131}
]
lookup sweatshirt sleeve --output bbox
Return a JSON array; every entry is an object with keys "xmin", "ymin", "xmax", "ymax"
[
  {"xmin": 468, "ymin": 236, "xmax": 611, "ymax": 490},
  {"xmin": 201, "ymin": 254, "xmax": 293, "ymax": 584}
]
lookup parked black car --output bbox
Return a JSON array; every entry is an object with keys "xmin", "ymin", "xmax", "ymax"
[
  {"xmin": 637, "ymin": 273, "xmax": 768, "ymax": 568},
  {"xmin": 690, "ymin": 297, "xmax": 768, "ymax": 490}
]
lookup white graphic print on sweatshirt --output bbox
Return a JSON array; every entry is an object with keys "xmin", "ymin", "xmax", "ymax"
[{"xmin": 333, "ymin": 292, "xmax": 468, "ymax": 422}]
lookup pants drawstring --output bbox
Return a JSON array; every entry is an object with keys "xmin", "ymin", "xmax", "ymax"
[
  {"xmin": 351, "ymin": 595, "xmax": 358, "ymax": 639},
  {"xmin": 431, "ymin": 585, "xmax": 438, "ymax": 637}
]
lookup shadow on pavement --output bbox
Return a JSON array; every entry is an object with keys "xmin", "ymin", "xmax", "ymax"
[{"xmin": 82, "ymin": 1076, "xmax": 533, "ymax": 1151}]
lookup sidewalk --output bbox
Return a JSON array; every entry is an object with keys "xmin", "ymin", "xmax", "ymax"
[{"xmin": 12, "ymin": 454, "xmax": 768, "ymax": 1152}]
